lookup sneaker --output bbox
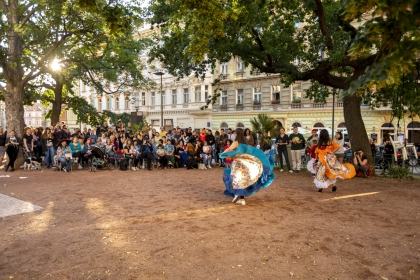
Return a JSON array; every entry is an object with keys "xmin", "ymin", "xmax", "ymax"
[
  {"xmin": 204, "ymin": 166, "xmax": 207, "ymax": 169},
  {"xmin": 63, "ymin": 168, "xmax": 68, "ymax": 173},
  {"xmin": 20, "ymin": 165, "xmax": 25, "ymax": 169},
  {"xmin": 236, "ymin": 199, "xmax": 246, "ymax": 205},
  {"xmin": 289, "ymin": 170, "xmax": 293, "ymax": 173},
  {"xmin": 78, "ymin": 165, "xmax": 83, "ymax": 170},
  {"xmin": 131, "ymin": 167, "xmax": 136, "ymax": 171},
  {"xmin": 207, "ymin": 165, "xmax": 212, "ymax": 169},
  {"xmin": 135, "ymin": 167, "xmax": 139, "ymax": 170},
  {"xmin": 280, "ymin": 169, "xmax": 284, "ymax": 172},
  {"xmin": 232, "ymin": 195, "xmax": 239, "ymax": 203},
  {"xmin": 296, "ymin": 170, "xmax": 300, "ymax": 173}
]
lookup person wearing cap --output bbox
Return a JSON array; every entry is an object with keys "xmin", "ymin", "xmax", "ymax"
[{"xmin": 41, "ymin": 127, "xmax": 56, "ymax": 168}]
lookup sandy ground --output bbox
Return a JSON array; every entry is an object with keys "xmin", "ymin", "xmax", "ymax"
[{"xmin": 0, "ymin": 166, "xmax": 420, "ymax": 280}]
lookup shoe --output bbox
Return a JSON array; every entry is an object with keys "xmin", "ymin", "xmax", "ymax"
[
  {"xmin": 318, "ymin": 188, "xmax": 323, "ymax": 192},
  {"xmin": 5, "ymin": 166, "xmax": 9, "ymax": 172},
  {"xmin": 332, "ymin": 186, "xmax": 337, "ymax": 192},
  {"xmin": 232, "ymin": 195, "xmax": 239, "ymax": 203},
  {"xmin": 20, "ymin": 165, "xmax": 25, "ymax": 169},
  {"xmin": 280, "ymin": 169, "xmax": 284, "ymax": 172},
  {"xmin": 289, "ymin": 170, "xmax": 293, "ymax": 173},
  {"xmin": 296, "ymin": 170, "xmax": 300, "ymax": 173},
  {"xmin": 10, "ymin": 168, "xmax": 14, "ymax": 172},
  {"xmin": 47, "ymin": 165, "xmax": 51, "ymax": 169},
  {"xmin": 148, "ymin": 168, "xmax": 152, "ymax": 171},
  {"xmin": 135, "ymin": 167, "xmax": 139, "ymax": 170},
  {"xmin": 236, "ymin": 199, "xmax": 246, "ymax": 205},
  {"xmin": 204, "ymin": 166, "xmax": 207, "ymax": 169},
  {"xmin": 63, "ymin": 168, "xmax": 68, "ymax": 173},
  {"xmin": 207, "ymin": 165, "xmax": 212, "ymax": 169},
  {"xmin": 131, "ymin": 167, "xmax": 136, "ymax": 171},
  {"xmin": 78, "ymin": 165, "xmax": 83, "ymax": 170}
]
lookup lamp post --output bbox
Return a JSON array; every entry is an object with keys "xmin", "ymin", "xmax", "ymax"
[
  {"xmin": 332, "ymin": 91, "xmax": 335, "ymax": 138},
  {"xmin": 154, "ymin": 71, "xmax": 164, "ymax": 128}
]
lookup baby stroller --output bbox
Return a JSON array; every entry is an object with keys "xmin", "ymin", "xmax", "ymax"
[{"xmin": 89, "ymin": 146, "xmax": 115, "ymax": 172}]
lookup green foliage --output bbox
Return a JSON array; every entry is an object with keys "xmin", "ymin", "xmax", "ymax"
[
  {"xmin": 385, "ymin": 165, "xmax": 414, "ymax": 180},
  {"xmin": 250, "ymin": 114, "xmax": 279, "ymax": 150}
]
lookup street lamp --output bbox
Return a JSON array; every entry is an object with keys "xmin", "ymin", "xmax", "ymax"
[{"xmin": 154, "ymin": 71, "xmax": 164, "ymax": 128}]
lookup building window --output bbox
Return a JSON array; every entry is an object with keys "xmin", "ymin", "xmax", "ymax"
[
  {"xmin": 221, "ymin": 90, "xmax": 228, "ymax": 105},
  {"xmin": 183, "ymin": 88, "xmax": 189, "ymax": 103},
  {"xmin": 204, "ymin": 85, "xmax": 209, "ymax": 100},
  {"xmin": 221, "ymin": 63, "xmax": 228, "ymax": 74},
  {"xmin": 162, "ymin": 90, "xmax": 166, "ymax": 105},
  {"xmin": 36, "ymin": 120, "xmax": 39, "ymax": 125},
  {"xmin": 152, "ymin": 119, "xmax": 160, "ymax": 127},
  {"xmin": 237, "ymin": 89, "xmax": 244, "ymax": 105},
  {"xmin": 220, "ymin": 122, "xmax": 229, "ymax": 131},
  {"xmin": 195, "ymin": 86, "xmax": 201, "ymax": 102},
  {"xmin": 125, "ymin": 98, "xmax": 129, "ymax": 109},
  {"xmin": 237, "ymin": 58, "xmax": 244, "ymax": 72},
  {"xmin": 253, "ymin": 87, "xmax": 261, "ymax": 103},
  {"xmin": 28, "ymin": 120, "xmax": 31, "ymax": 125},
  {"xmin": 272, "ymin": 85, "xmax": 280, "ymax": 101},
  {"xmin": 291, "ymin": 122, "xmax": 301, "ymax": 128},
  {"xmin": 107, "ymin": 96, "xmax": 112, "ymax": 110},
  {"xmin": 98, "ymin": 98, "xmax": 102, "ymax": 109},
  {"xmin": 292, "ymin": 83, "xmax": 302, "ymax": 102},
  {"xmin": 116, "ymin": 98, "xmax": 119, "ymax": 109},
  {"xmin": 172, "ymin": 89, "xmax": 177, "ymax": 104},
  {"xmin": 151, "ymin": 92, "xmax": 156, "ymax": 105},
  {"xmin": 29, "ymin": 113, "xmax": 31, "ymax": 117},
  {"xmin": 141, "ymin": 92, "xmax": 145, "ymax": 105},
  {"xmin": 236, "ymin": 122, "xmax": 245, "ymax": 130},
  {"xmin": 92, "ymin": 98, "xmax": 96, "ymax": 108}
]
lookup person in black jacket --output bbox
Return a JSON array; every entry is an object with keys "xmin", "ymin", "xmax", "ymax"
[
  {"xmin": 4, "ymin": 130, "xmax": 20, "ymax": 172},
  {"xmin": 186, "ymin": 143, "xmax": 198, "ymax": 169},
  {"xmin": 0, "ymin": 127, "xmax": 6, "ymax": 168},
  {"xmin": 141, "ymin": 139, "xmax": 154, "ymax": 170}
]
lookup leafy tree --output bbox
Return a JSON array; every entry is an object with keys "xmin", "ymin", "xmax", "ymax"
[
  {"xmin": 147, "ymin": 0, "xmax": 420, "ymax": 174},
  {"xmin": 250, "ymin": 114, "xmax": 279, "ymax": 150}
]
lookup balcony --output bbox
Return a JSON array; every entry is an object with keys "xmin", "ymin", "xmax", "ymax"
[
  {"xmin": 336, "ymin": 102, "xmax": 344, "ymax": 108},
  {"xmin": 291, "ymin": 103, "xmax": 301, "ymax": 109},
  {"xmin": 251, "ymin": 71, "xmax": 261, "ymax": 76},
  {"xmin": 236, "ymin": 104, "xmax": 244, "ymax": 111},
  {"xmin": 234, "ymin": 71, "xmax": 244, "ymax": 79},
  {"xmin": 220, "ymin": 74, "xmax": 228, "ymax": 80},
  {"xmin": 313, "ymin": 103, "xmax": 325, "ymax": 108}
]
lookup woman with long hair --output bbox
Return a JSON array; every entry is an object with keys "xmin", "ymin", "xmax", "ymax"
[
  {"xmin": 244, "ymin": 128, "xmax": 255, "ymax": 146},
  {"xmin": 186, "ymin": 142, "xmax": 198, "ymax": 169},
  {"xmin": 41, "ymin": 128, "xmax": 55, "ymax": 168},
  {"xmin": 4, "ymin": 130, "xmax": 20, "ymax": 172},
  {"xmin": 308, "ymin": 129, "xmax": 355, "ymax": 192},
  {"xmin": 220, "ymin": 129, "xmax": 275, "ymax": 205},
  {"xmin": 334, "ymin": 131, "xmax": 345, "ymax": 163}
]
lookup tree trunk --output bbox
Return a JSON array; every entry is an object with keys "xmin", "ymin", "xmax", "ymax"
[
  {"xmin": 4, "ymin": 85, "xmax": 26, "ymax": 168},
  {"xmin": 343, "ymin": 94, "xmax": 375, "ymax": 175},
  {"xmin": 51, "ymin": 81, "xmax": 64, "ymax": 125}
]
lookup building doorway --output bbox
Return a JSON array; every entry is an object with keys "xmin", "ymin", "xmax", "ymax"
[
  {"xmin": 407, "ymin": 121, "xmax": 420, "ymax": 144},
  {"xmin": 380, "ymin": 123, "xmax": 395, "ymax": 143}
]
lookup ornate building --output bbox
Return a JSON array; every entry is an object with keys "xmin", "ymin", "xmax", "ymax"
[
  {"xmin": 211, "ymin": 59, "xmax": 420, "ymax": 144},
  {"xmin": 23, "ymin": 101, "xmax": 51, "ymax": 128},
  {"xmin": 80, "ymin": 24, "xmax": 213, "ymax": 131}
]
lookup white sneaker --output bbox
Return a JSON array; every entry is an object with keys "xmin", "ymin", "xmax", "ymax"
[
  {"xmin": 204, "ymin": 166, "xmax": 207, "ymax": 169},
  {"xmin": 207, "ymin": 165, "xmax": 212, "ymax": 169},
  {"xmin": 280, "ymin": 169, "xmax": 284, "ymax": 172},
  {"xmin": 289, "ymin": 170, "xmax": 293, "ymax": 173},
  {"xmin": 78, "ymin": 165, "xmax": 83, "ymax": 170},
  {"xmin": 236, "ymin": 199, "xmax": 246, "ymax": 205},
  {"xmin": 20, "ymin": 165, "xmax": 25, "ymax": 169},
  {"xmin": 131, "ymin": 167, "xmax": 136, "ymax": 171},
  {"xmin": 135, "ymin": 167, "xmax": 139, "ymax": 170},
  {"xmin": 232, "ymin": 195, "xmax": 239, "ymax": 203}
]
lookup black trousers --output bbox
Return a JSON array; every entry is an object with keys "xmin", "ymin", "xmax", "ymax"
[
  {"xmin": 278, "ymin": 148, "xmax": 291, "ymax": 170},
  {"xmin": 6, "ymin": 148, "xmax": 18, "ymax": 168},
  {"xmin": 141, "ymin": 152, "xmax": 154, "ymax": 169}
]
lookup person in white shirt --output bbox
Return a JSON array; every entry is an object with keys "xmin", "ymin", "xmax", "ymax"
[{"xmin": 227, "ymin": 128, "xmax": 236, "ymax": 142}]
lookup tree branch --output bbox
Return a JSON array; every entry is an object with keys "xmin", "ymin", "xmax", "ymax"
[
  {"xmin": 0, "ymin": 0, "xmax": 7, "ymax": 12},
  {"xmin": 313, "ymin": 0, "xmax": 334, "ymax": 51},
  {"xmin": 251, "ymin": 28, "xmax": 273, "ymax": 67},
  {"xmin": 20, "ymin": 6, "xmax": 39, "ymax": 27}
]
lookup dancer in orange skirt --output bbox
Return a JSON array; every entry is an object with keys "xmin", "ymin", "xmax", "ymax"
[{"xmin": 308, "ymin": 129, "xmax": 356, "ymax": 192}]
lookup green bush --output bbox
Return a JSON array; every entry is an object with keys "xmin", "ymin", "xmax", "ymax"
[{"xmin": 386, "ymin": 165, "xmax": 413, "ymax": 179}]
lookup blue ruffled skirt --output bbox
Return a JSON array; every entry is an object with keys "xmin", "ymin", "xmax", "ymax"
[{"xmin": 219, "ymin": 144, "xmax": 276, "ymax": 198}]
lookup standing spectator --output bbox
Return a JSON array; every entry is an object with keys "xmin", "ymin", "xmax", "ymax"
[
  {"xmin": 353, "ymin": 149, "xmax": 369, "ymax": 178},
  {"xmin": 0, "ymin": 127, "xmax": 6, "ymax": 169},
  {"xmin": 159, "ymin": 126, "xmax": 166, "ymax": 137},
  {"xmin": 334, "ymin": 131, "xmax": 345, "ymax": 163},
  {"xmin": 275, "ymin": 127, "xmax": 291, "ymax": 172},
  {"xmin": 370, "ymin": 139, "xmax": 377, "ymax": 160},
  {"xmin": 164, "ymin": 139, "xmax": 175, "ymax": 167},
  {"xmin": 22, "ymin": 127, "xmax": 34, "ymax": 166},
  {"xmin": 244, "ymin": 128, "xmax": 255, "ymax": 146},
  {"xmin": 306, "ymin": 129, "xmax": 318, "ymax": 148},
  {"xmin": 4, "ymin": 130, "xmax": 20, "ymax": 172},
  {"xmin": 41, "ymin": 128, "xmax": 55, "ymax": 169},
  {"xmin": 218, "ymin": 129, "xmax": 228, "ymax": 167},
  {"xmin": 199, "ymin": 128, "xmax": 207, "ymax": 143},
  {"xmin": 227, "ymin": 128, "xmax": 236, "ymax": 142},
  {"xmin": 205, "ymin": 129, "xmax": 216, "ymax": 147},
  {"xmin": 289, "ymin": 126, "xmax": 305, "ymax": 173},
  {"xmin": 141, "ymin": 139, "xmax": 154, "ymax": 171}
]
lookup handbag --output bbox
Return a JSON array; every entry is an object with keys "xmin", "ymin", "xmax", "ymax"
[{"xmin": 198, "ymin": 163, "xmax": 205, "ymax": 170}]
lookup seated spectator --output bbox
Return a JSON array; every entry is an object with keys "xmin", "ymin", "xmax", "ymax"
[
  {"xmin": 164, "ymin": 139, "xmax": 175, "ymax": 168},
  {"xmin": 69, "ymin": 137, "xmax": 83, "ymax": 169},
  {"xmin": 202, "ymin": 140, "xmax": 213, "ymax": 169},
  {"xmin": 96, "ymin": 138, "xmax": 105, "ymax": 147},
  {"xmin": 353, "ymin": 149, "xmax": 369, "ymax": 178},
  {"xmin": 123, "ymin": 139, "xmax": 137, "ymax": 171},
  {"xmin": 141, "ymin": 139, "xmax": 154, "ymax": 171},
  {"xmin": 186, "ymin": 143, "xmax": 198, "ymax": 170},
  {"xmin": 132, "ymin": 139, "xmax": 141, "ymax": 169},
  {"xmin": 196, "ymin": 140, "xmax": 204, "ymax": 163},
  {"xmin": 79, "ymin": 138, "xmax": 86, "ymax": 167},
  {"xmin": 156, "ymin": 144, "xmax": 168, "ymax": 169},
  {"xmin": 57, "ymin": 139, "xmax": 74, "ymax": 172},
  {"xmin": 174, "ymin": 141, "xmax": 185, "ymax": 168},
  {"xmin": 105, "ymin": 138, "xmax": 116, "ymax": 164}
]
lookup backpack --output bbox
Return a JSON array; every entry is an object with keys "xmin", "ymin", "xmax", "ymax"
[{"xmin": 119, "ymin": 158, "xmax": 129, "ymax": 171}]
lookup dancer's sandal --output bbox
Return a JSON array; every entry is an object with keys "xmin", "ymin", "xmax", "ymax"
[{"xmin": 332, "ymin": 186, "xmax": 337, "ymax": 192}]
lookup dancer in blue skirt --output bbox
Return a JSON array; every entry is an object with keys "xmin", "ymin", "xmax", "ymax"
[{"xmin": 219, "ymin": 129, "xmax": 275, "ymax": 205}]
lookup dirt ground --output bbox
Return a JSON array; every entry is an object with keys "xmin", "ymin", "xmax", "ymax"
[{"xmin": 0, "ymin": 166, "xmax": 420, "ymax": 280}]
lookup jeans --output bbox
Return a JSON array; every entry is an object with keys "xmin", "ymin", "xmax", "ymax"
[
  {"xmin": 58, "ymin": 157, "xmax": 73, "ymax": 171},
  {"xmin": 278, "ymin": 148, "xmax": 291, "ymax": 170},
  {"xmin": 291, "ymin": 149, "xmax": 302, "ymax": 170},
  {"xmin": 6, "ymin": 148, "xmax": 18, "ymax": 168},
  {"xmin": 45, "ymin": 146, "xmax": 55, "ymax": 166},
  {"xmin": 201, "ymin": 153, "xmax": 212, "ymax": 165},
  {"xmin": 218, "ymin": 147, "xmax": 225, "ymax": 166}
]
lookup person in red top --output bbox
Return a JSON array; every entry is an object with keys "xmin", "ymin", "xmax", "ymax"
[
  {"xmin": 306, "ymin": 139, "xmax": 318, "ymax": 177},
  {"xmin": 199, "ymin": 128, "xmax": 207, "ymax": 143}
]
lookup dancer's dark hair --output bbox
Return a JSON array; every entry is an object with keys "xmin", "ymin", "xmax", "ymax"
[
  {"xmin": 235, "ymin": 128, "xmax": 247, "ymax": 144},
  {"xmin": 318, "ymin": 129, "xmax": 331, "ymax": 147}
]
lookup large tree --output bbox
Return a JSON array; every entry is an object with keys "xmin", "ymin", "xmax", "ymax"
[{"xmin": 147, "ymin": 0, "xmax": 420, "ymax": 173}]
